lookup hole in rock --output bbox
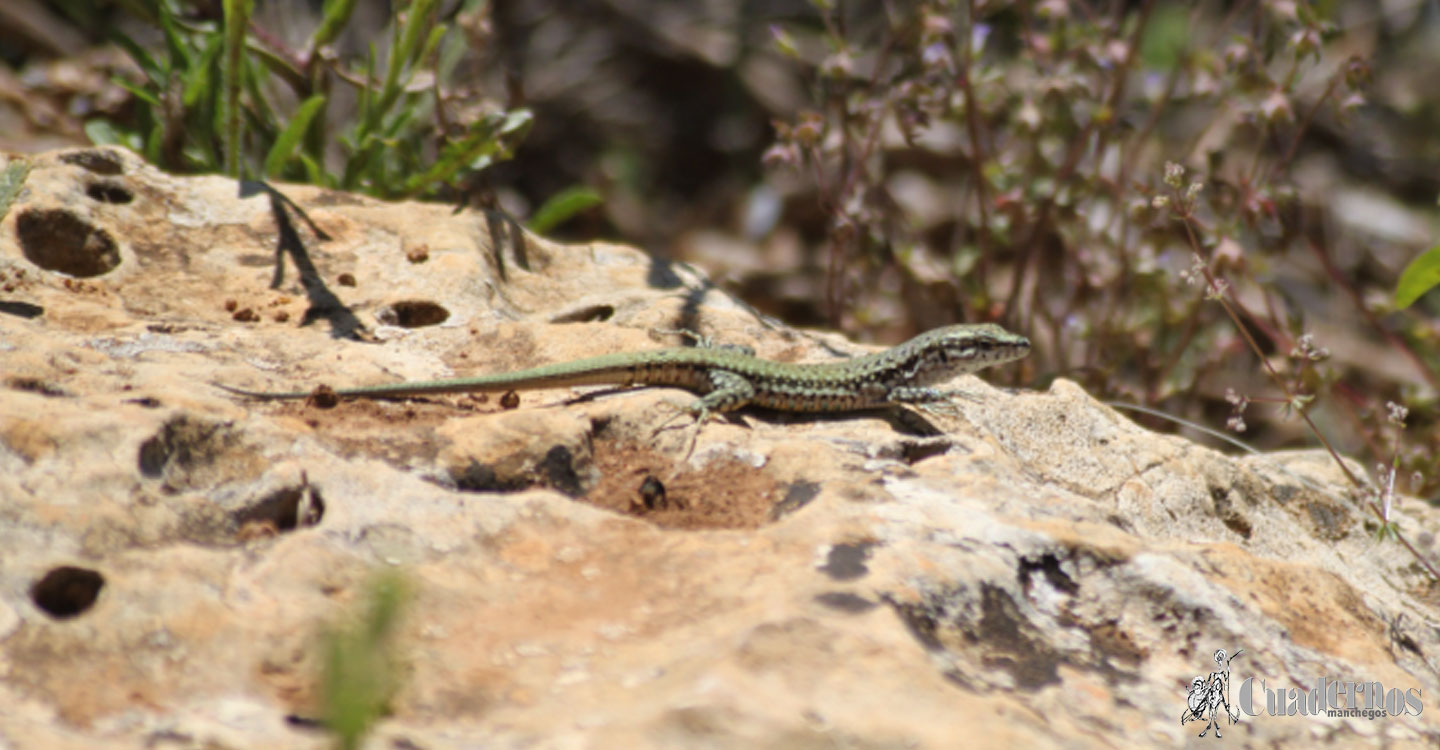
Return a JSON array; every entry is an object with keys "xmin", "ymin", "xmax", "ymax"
[
  {"xmin": 17, "ymin": 208, "xmax": 121, "ymax": 277},
  {"xmin": 232, "ymin": 486, "xmax": 326, "ymax": 537},
  {"xmin": 5, "ymin": 377, "xmax": 66, "ymax": 397},
  {"xmin": 85, "ymin": 181, "xmax": 134, "ymax": 204},
  {"xmin": 551, "ymin": 305, "xmax": 615, "ymax": 323},
  {"xmin": 0, "ymin": 301, "xmax": 43, "ymax": 319},
  {"xmin": 30, "ymin": 566, "xmax": 105, "ymax": 619},
  {"xmin": 376, "ymin": 300, "xmax": 450, "ymax": 328}
]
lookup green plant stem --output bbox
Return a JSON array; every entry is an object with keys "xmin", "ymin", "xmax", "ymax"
[
  {"xmin": 958, "ymin": 0, "xmax": 992, "ymax": 286},
  {"xmin": 220, "ymin": 0, "xmax": 253, "ymax": 177},
  {"xmin": 1178, "ymin": 209, "xmax": 1440, "ymax": 582}
]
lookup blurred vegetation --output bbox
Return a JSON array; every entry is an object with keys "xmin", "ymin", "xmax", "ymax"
[
  {"xmin": 4, "ymin": 1, "xmax": 1440, "ymax": 569},
  {"xmin": 42, "ymin": 0, "xmax": 534, "ymax": 199},
  {"xmin": 320, "ymin": 570, "xmax": 409, "ymax": 750}
]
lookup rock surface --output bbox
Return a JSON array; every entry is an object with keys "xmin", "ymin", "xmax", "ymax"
[{"xmin": 1, "ymin": 146, "xmax": 1439, "ymax": 748}]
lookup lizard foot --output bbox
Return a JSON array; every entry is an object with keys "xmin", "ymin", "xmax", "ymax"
[
  {"xmin": 648, "ymin": 327, "xmax": 755, "ymax": 356},
  {"xmin": 650, "ymin": 400, "xmax": 708, "ymax": 464}
]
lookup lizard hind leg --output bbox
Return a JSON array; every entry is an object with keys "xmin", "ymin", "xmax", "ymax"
[
  {"xmin": 649, "ymin": 400, "xmax": 709, "ymax": 465},
  {"xmin": 650, "ymin": 371, "xmax": 755, "ymax": 462}
]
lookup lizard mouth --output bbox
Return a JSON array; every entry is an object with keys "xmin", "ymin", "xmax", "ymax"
[{"xmin": 973, "ymin": 338, "xmax": 1031, "ymax": 364}]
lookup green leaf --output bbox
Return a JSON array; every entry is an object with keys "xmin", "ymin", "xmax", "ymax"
[
  {"xmin": 110, "ymin": 32, "xmax": 163, "ymax": 85},
  {"xmin": 110, "ymin": 76, "xmax": 162, "ymax": 107},
  {"xmin": 143, "ymin": 119, "xmax": 166, "ymax": 164},
  {"xmin": 382, "ymin": 107, "xmax": 418, "ymax": 139},
  {"xmin": 527, "ymin": 186, "xmax": 602, "ymax": 235},
  {"xmin": 1139, "ymin": 4, "xmax": 1189, "ymax": 70},
  {"xmin": 247, "ymin": 40, "xmax": 306, "ymax": 92},
  {"xmin": 242, "ymin": 56, "xmax": 276, "ymax": 128},
  {"xmin": 158, "ymin": 4, "xmax": 194, "ymax": 71},
  {"xmin": 1394, "ymin": 244, "xmax": 1440, "ymax": 309},
  {"xmin": 312, "ymin": 0, "xmax": 359, "ymax": 49},
  {"xmin": 396, "ymin": 0, "xmax": 438, "ymax": 69},
  {"xmin": 264, "ymin": 95, "xmax": 327, "ymax": 178},
  {"xmin": 400, "ymin": 109, "xmax": 531, "ymax": 195},
  {"xmin": 297, "ymin": 152, "xmax": 328, "ymax": 186},
  {"xmin": 83, "ymin": 116, "xmax": 143, "ymax": 150},
  {"xmin": 354, "ymin": 43, "xmax": 378, "ymax": 140},
  {"xmin": 418, "ymin": 25, "xmax": 447, "ymax": 68},
  {"xmin": 181, "ymin": 35, "xmax": 224, "ymax": 108},
  {"xmin": 0, "ymin": 158, "xmax": 31, "ymax": 224},
  {"xmin": 84, "ymin": 119, "xmax": 140, "ymax": 150},
  {"xmin": 341, "ymin": 134, "xmax": 386, "ymax": 190}
]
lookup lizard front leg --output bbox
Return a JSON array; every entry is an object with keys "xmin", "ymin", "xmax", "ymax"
[
  {"xmin": 885, "ymin": 385, "xmax": 981, "ymax": 415},
  {"xmin": 688, "ymin": 370, "xmax": 756, "ymax": 419}
]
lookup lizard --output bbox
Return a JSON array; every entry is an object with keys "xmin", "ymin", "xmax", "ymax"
[{"xmin": 215, "ymin": 323, "xmax": 1031, "ymax": 421}]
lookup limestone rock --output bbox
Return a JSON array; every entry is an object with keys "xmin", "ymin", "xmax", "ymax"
[{"xmin": 1, "ymin": 147, "xmax": 1438, "ymax": 748}]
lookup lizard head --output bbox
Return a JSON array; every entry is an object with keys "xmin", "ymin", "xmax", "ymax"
[{"xmin": 911, "ymin": 322, "xmax": 1031, "ymax": 383}]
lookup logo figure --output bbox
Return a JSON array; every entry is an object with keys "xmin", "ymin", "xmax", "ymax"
[{"xmin": 1182, "ymin": 648, "xmax": 1244, "ymax": 738}]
